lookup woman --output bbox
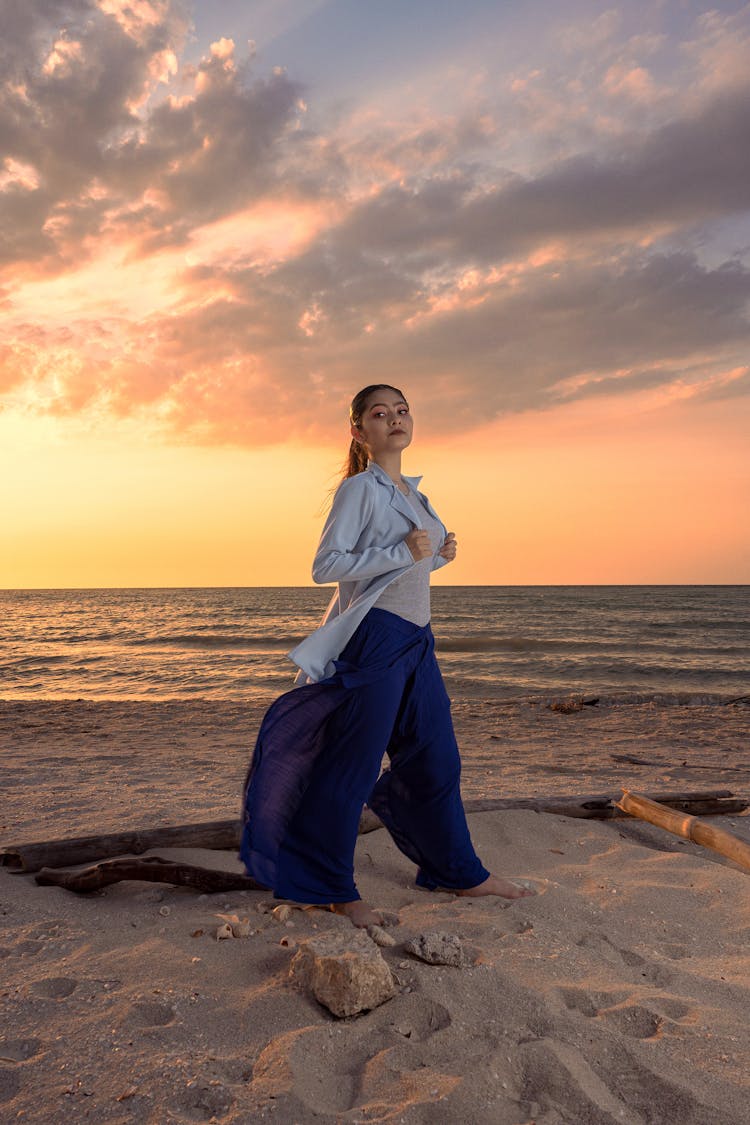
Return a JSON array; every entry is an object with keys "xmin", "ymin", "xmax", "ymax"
[{"xmin": 241, "ymin": 384, "xmax": 534, "ymax": 926}]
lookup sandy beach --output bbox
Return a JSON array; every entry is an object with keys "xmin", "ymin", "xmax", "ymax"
[{"xmin": 2, "ymin": 697, "xmax": 749, "ymax": 1123}]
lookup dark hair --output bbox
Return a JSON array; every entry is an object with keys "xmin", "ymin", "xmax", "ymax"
[{"xmin": 343, "ymin": 383, "xmax": 408, "ymax": 478}]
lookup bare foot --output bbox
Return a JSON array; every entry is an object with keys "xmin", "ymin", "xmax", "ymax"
[
  {"xmin": 455, "ymin": 874, "xmax": 536, "ymax": 900},
  {"xmin": 330, "ymin": 900, "xmax": 383, "ymax": 928}
]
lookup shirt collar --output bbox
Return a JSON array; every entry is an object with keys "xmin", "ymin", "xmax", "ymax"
[{"xmin": 366, "ymin": 461, "xmax": 423, "ymax": 490}]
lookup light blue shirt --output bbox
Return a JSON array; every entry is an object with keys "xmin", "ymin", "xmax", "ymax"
[{"xmin": 289, "ymin": 462, "xmax": 449, "ymax": 682}]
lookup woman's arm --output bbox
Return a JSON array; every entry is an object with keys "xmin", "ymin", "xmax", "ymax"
[{"xmin": 312, "ymin": 476, "xmax": 415, "ymax": 584}]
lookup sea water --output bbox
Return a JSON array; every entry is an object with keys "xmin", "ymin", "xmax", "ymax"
[{"xmin": 1, "ymin": 586, "xmax": 747, "ymax": 703}]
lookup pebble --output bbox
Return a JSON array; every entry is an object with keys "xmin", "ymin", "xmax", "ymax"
[{"xmin": 404, "ymin": 931, "xmax": 465, "ymax": 968}]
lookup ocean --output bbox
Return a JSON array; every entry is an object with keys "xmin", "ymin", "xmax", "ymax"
[{"xmin": 0, "ymin": 586, "xmax": 747, "ymax": 704}]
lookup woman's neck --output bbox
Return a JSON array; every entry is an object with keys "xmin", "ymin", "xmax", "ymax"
[{"xmin": 371, "ymin": 453, "xmax": 405, "ymax": 489}]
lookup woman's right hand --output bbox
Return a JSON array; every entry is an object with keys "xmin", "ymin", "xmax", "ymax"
[{"xmin": 405, "ymin": 529, "xmax": 432, "ymax": 561}]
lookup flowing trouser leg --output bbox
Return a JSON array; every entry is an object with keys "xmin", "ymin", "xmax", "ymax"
[
  {"xmin": 273, "ymin": 667, "xmax": 406, "ymax": 903},
  {"xmin": 368, "ymin": 650, "xmax": 489, "ymax": 891}
]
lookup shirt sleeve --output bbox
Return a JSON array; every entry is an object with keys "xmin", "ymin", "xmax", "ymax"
[{"xmin": 312, "ymin": 476, "xmax": 415, "ymax": 584}]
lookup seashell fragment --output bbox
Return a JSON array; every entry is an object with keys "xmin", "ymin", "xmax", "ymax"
[
  {"xmin": 272, "ymin": 905, "xmax": 292, "ymax": 923},
  {"xmin": 215, "ymin": 923, "xmax": 233, "ymax": 941},
  {"xmin": 378, "ymin": 911, "xmax": 400, "ymax": 928},
  {"xmin": 230, "ymin": 919, "xmax": 251, "ymax": 938},
  {"xmin": 368, "ymin": 924, "xmax": 397, "ymax": 948}
]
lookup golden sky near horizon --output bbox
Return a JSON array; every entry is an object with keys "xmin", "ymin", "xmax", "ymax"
[{"xmin": 1, "ymin": 0, "xmax": 749, "ymax": 587}]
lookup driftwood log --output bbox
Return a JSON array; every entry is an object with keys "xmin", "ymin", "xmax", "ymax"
[
  {"xmin": 2, "ymin": 789, "xmax": 746, "ymax": 874},
  {"xmin": 1, "ymin": 819, "xmax": 241, "ymax": 874},
  {"xmin": 615, "ymin": 790, "xmax": 750, "ymax": 874},
  {"xmin": 35, "ymin": 856, "xmax": 263, "ymax": 894}
]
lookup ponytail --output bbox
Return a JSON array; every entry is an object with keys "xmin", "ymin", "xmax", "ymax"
[{"xmin": 344, "ymin": 438, "xmax": 369, "ymax": 479}]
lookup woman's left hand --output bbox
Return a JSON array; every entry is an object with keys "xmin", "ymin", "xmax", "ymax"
[{"xmin": 439, "ymin": 532, "xmax": 457, "ymax": 561}]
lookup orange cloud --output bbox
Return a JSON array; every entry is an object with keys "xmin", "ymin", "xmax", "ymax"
[{"xmin": 1, "ymin": 0, "xmax": 749, "ymax": 452}]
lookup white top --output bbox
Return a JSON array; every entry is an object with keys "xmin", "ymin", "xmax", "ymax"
[
  {"xmin": 373, "ymin": 485, "xmax": 444, "ymax": 625},
  {"xmin": 288, "ymin": 463, "xmax": 450, "ymax": 682}
]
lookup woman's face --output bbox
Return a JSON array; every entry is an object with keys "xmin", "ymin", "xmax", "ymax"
[{"xmin": 352, "ymin": 388, "xmax": 413, "ymax": 459}]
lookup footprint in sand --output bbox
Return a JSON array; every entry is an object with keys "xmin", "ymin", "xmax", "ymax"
[
  {"xmin": 558, "ymin": 986, "xmax": 630, "ymax": 1017},
  {"xmin": 390, "ymin": 998, "xmax": 452, "ymax": 1042},
  {"xmin": 559, "ymin": 985, "xmax": 695, "ymax": 1040},
  {"xmin": 30, "ymin": 976, "xmax": 77, "ymax": 999},
  {"xmin": 0, "ymin": 1038, "xmax": 43, "ymax": 1063},
  {"xmin": 167, "ymin": 1081, "xmax": 234, "ymax": 1121},
  {"xmin": 600, "ymin": 1003, "xmax": 664, "ymax": 1040},
  {"xmin": 129, "ymin": 999, "xmax": 176, "ymax": 1027},
  {"xmin": 660, "ymin": 941, "xmax": 691, "ymax": 960},
  {"xmin": 648, "ymin": 996, "xmax": 694, "ymax": 1022},
  {"xmin": 575, "ymin": 932, "xmax": 674, "ymax": 988},
  {"xmin": 0, "ymin": 1067, "xmax": 21, "ymax": 1104},
  {"xmin": 520, "ymin": 1035, "xmax": 717, "ymax": 1124},
  {"xmin": 14, "ymin": 940, "xmax": 44, "ymax": 957}
]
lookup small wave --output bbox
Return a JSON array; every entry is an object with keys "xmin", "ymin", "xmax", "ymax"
[
  {"xmin": 128, "ymin": 633, "xmax": 304, "ymax": 650},
  {"xmin": 533, "ymin": 691, "xmax": 748, "ymax": 708},
  {"xmin": 436, "ymin": 635, "xmax": 582, "ymax": 653},
  {"xmin": 52, "ymin": 632, "xmax": 118, "ymax": 644},
  {"xmin": 2, "ymin": 654, "xmax": 70, "ymax": 669},
  {"xmin": 444, "ymin": 683, "xmax": 747, "ymax": 708},
  {"xmin": 436, "ymin": 634, "xmax": 749, "ymax": 658}
]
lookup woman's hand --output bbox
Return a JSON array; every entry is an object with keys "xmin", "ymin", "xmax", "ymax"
[
  {"xmin": 439, "ymin": 532, "xmax": 457, "ymax": 562},
  {"xmin": 405, "ymin": 529, "xmax": 432, "ymax": 562}
]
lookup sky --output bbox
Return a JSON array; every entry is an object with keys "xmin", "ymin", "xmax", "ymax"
[{"xmin": 1, "ymin": 0, "xmax": 749, "ymax": 587}]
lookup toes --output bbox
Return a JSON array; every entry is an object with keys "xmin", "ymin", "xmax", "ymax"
[{"xmin": 511, "ymin": 879, "xmax": 538, "ymax": 896}]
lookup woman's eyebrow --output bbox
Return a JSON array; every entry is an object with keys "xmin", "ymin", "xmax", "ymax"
[{"xmin": 368, "ymin": 400, "xmax": 407, "ymax": 410}]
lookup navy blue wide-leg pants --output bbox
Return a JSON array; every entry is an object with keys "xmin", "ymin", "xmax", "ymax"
[{"xmin": 240, "ymin": 608, "xmax": 489, "ymax": 903}]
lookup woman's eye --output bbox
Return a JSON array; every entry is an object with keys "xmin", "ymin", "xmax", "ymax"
[{"xmin": 398, "ymin": 408, "xmax": 409, "ymax": 415}]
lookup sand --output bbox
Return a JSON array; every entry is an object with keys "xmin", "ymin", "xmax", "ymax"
[{"xmin": 1, "ymin": 697, "xmax": 749, "ymax": 1123}]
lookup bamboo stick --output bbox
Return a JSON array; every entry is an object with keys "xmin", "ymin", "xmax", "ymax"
[
  {"xmin": 462, "ymin": 791, "xmax": 745, "ymax": 820},
  {"xmin": 615, "ymin": 790, "xmax": 750, "ymax": 873},
  {"xmin": 3, "ymin": 789, "xmax": 745, "ymax": 873}
]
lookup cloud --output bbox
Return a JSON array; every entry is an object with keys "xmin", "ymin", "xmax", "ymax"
[
  {"xmin": 7, "ymin": 243, "xmax": 746, "ymax": 441},
  {"xmin": 692, "ymin": 365, "xmax": 750, "ymax": 403},
  {"xmin": 683, "ymin": 5, "xmax": 750, "ymax": 95},
  {"xmin": 331, "ymin": 81, "xmax": 750, "ymax": 266},
  {"xmin": 1, "ymin": 1, "xmax": 749, "ymax": 444},
  {"xmin": 0, "ymin": 0, "xmax": 307, "ymax": 271}
]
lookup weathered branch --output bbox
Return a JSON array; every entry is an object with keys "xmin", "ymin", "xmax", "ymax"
[
  {"xmin": 616, "ymin": 790, "xmax": 750, "ymax": 873},
  {"xmin": 34, "ymin": 855, "xmax": 262, "ymax": 895},
  {"xmin": 2, "ymin": 819, "xmax": 241, "ymax": 874},
  {"xmin": 3, "ymin": 789, "xmax": 745, "ymax": 873}
]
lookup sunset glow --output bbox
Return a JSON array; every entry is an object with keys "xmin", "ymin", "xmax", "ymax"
[{"xmin": 2, "ymin": 1, "xmax": 749, "ymax": 586}]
